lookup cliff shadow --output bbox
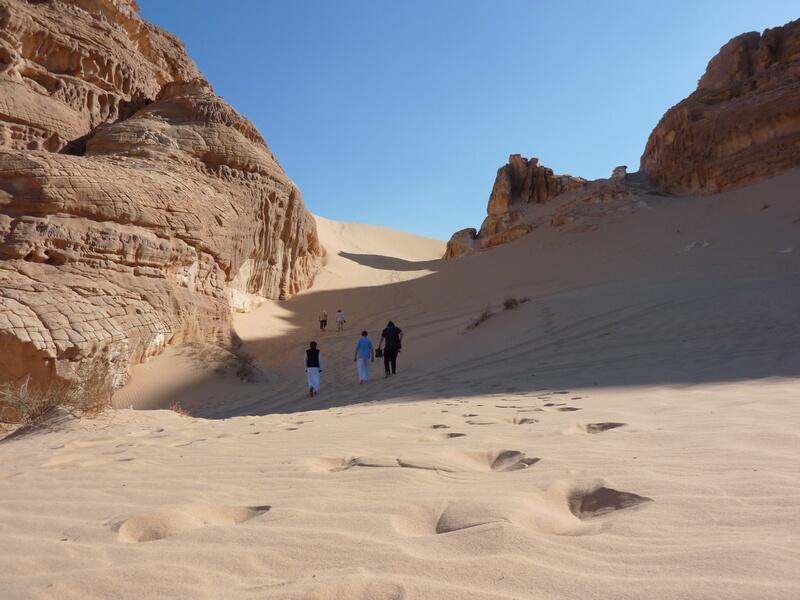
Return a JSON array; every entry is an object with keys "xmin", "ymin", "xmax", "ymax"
[
  {"xmin": 338, "ymin": 252, "xmax": 443, "ymax": 272},
  {"xmin": 147, "ymin": 255, "xmax": 800, "ymax": 419}
]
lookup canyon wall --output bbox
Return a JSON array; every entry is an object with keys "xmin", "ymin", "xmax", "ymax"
[
  {"xmin": 641, "ymin": 18, "xmax": 800, "ymax": 193},
  {"xmin": 0, "ymin": 0, "xmax": 321, "ymax": 389}
]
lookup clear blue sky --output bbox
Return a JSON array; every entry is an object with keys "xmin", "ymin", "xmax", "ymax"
[{"xmin": 138, "ymin": 1, "xmax": 797, "ymax": 240}]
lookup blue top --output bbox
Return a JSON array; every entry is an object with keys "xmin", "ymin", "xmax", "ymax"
[{"xmin": 356, "ymin": 337, "xmax": 373, "ymax": 359}]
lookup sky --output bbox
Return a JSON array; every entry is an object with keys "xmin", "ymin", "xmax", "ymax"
[{"xmin": 138, "ymin": 1, "xmax": 798, "ymax": 240}]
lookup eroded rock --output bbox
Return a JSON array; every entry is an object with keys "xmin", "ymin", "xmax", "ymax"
[
  {"xmin": 641, "ymin": 19, "xmax": 800, "ymax": 192},
  {"xmin": 0, "ymin": 1, "xmax": 321, "ymax": 390},
  {"xmin": 445, "ymin": 154, "xmax": 586, "ymax": 258}
]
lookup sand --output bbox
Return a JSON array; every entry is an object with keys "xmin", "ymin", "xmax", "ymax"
[{"xmin": 2, "ymin": 171, "xmax": 800, "ymax": 599}]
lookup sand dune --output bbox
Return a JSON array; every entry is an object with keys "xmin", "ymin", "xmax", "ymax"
[{"xmin": 3, "ymin": 172, "xmax": 800, "ymax": 599}]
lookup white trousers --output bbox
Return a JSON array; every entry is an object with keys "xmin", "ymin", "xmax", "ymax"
[
  {"xmin": 357, "ymin": 357, "xmax": 370, "ymax": 382},
  {"xmin": 306, "ymin": 367, "xmax": 321, "ymax": 392}
]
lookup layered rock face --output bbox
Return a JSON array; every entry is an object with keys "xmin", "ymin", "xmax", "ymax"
[
  {"xmin": 641, "ymin": 19, "xmax": 800, "ymax": 192},
  {"xmin": 445, "ymin": 155, "xmax": 586, "ymax": 259},
  {"xmin": 0, "ymin": 0, "xmax": 321, "ymax": 389}
]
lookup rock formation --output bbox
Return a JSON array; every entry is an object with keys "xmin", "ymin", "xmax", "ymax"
[
  {"xmin": 0, "ymin": 0, "xmax": 321, "ymax": 390},
  {"xmin": 448, "ymin": 18, "xmax": 800, "ymax": 258},
  {"xmin": 641, "ymin": 18, "xmax": 800, "ymax": 193},
  {"xmin": 445, "ymin": 155, "xmax": 586, "ymax": 259}
]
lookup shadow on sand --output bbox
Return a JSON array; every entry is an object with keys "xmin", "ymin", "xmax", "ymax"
[
  {"xmin": 338, "ymin": 252, "xmax": 442, "ymax": 272},
  {"xmin": 145, "ymin": 255, "xmax": 800, "ymax": 419},
  {"xmin": 124, "ymin": 178, "xmax": 800, "ymax": 419}
]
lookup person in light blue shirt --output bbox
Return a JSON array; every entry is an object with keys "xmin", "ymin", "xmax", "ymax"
[{"xmin": 353, "ymin": 331, "xmax": 374, "ymax": 383}]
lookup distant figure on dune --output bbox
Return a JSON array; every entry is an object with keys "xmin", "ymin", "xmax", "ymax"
[
  {"xmin": 336, "ymin": 309, "xmax": 346, "ymax": 332},
  {"xmin": 318, "ymin": 309, "xmax": 328, "ymax": 331},
  {"xmin": 354, "ymin": 331, "xmax": 375, "ymax": 383},
  {"xmin": 304, "ymin": 341, "xmax": 323, "ymax": 397},
  {"xmin": 378, "ymin": 321, "xmax": 403, "ymax": 378}
]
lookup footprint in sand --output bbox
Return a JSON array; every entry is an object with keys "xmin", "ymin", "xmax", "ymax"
[
  {"xmin": 320, "ymin": 448, "xmax": 537, "ymax": 474},
  {"xmin": 568, "ymin": 485, "xmax": 651, "ymax": 519},
  {"xmin": 511, "ymin": 417, "xmax": 538, "ymax": 425},
  {"xmin": 490, "ymin": 450, "xmax": 540, "ymax": 471},
  {"xmin": 436, "ymin": 480, "xmax": 650, "ymax": 536},
  {"xmin": 557, "ymin": 406, "xmax": 581, "ymax": 412},
  {"xmin": 324, "ymin": 457, "xmax": 457, "ymax": 473},
  {"xmin": 114, "ymin": 505, "xmax": 270, "ymax": 543},
  {"xmin": 584, "ymin": 422, "xmax": 626, "ymax": 434},
  {"xmin": 444, "ymin": 432, "xmax": 466, "ymax": 439},
  {"xmin": 430, "ymin": 424, "xmax": 450, "ymax": 429}
]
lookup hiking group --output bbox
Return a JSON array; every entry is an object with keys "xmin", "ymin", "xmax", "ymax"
[{"xmin": 305, "ymin": 318, "xmax": 403, "ymax": 397}]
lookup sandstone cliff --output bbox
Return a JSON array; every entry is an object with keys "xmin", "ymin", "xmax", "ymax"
[
  {"xmin": 0, "ymin": 0, "xmax": 321, "ymax": 390},
  {"xmin": 641, "ymin": 18, "xmax": 800, "ymax": 193}
]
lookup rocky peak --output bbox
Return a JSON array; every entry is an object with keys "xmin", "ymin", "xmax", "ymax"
[{"xmin": 446, "ymin": 155, "xmax": 586, "ymax": 258}]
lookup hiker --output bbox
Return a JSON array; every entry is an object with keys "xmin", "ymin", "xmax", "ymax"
[
  {"xmin": 353, "ymin": 330, "xmax": 374, "ymax": 383},
  {"xmin": 304, "ymin": 341, "xmax": 323, "ymax": 397},
  {"xmin": 318, "ymin": 309, "xmax": 328, "ymax": 331},
  {"xmin": 336, "ymin": 309, "xmax": 346, "ymax": 332},
  {"xmin": 377, "ymin": 321, "xmax": 403, "ymax": 377}
]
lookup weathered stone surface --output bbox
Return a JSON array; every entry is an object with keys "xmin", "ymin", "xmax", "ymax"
[
  {"xmin": 443, "ymin": 228, "xmax": 478, "ymax": 260},
  {"xmin": 641, "ymin": 19, "xmax": 800, "ymax": 193},
  {"xmin": 0, "ymin": 0, "xmax": 321, "ymax": 390},
  {"xmin": 445, "ymin": 155, "xmax": 586, "ymax": 258}
]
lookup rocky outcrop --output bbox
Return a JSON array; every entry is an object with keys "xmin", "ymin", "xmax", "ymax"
[
  {"xmin": 641, "ymin": 19, "xmax": 800, "ymax": 193},
  {"xmin": 0, "ymin": 0, "xmax": 321, "ymax": 390},
  {"xmin": 445, "ymin": 155, "xmax": 586, "ymax": 258},
  {"xmin": 448, "ymin": 18, "xmax": 800, "ymax": 258}
]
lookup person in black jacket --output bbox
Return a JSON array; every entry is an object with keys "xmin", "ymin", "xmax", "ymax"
[
  {"xmin": 304, "ymin": 341, "xmax": 323, "ymax": 397},
  {"xmin": 377, "ymin": 321, "xmax": 403, "ymax": 377}
]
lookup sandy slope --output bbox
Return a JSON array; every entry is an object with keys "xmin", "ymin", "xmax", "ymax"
[{"xmin": 3, "ymin": 173, "xmax": 800, "ymax": 599}]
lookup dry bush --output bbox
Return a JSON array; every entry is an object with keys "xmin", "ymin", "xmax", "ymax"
[
  {"xmin": 233, "ymin": 352, "xmax": 259, "ymax": 382},
  {"xmin": 170, "ymin": 401, "xmax": 191, "ymax": 417},
  {"xmin": 187, "ymin": 342, "xmax": 260, "ymax": 383},
  {"xmin": 467, "ymin": 306, "xmax": 494, "ymax": 330},
  {"xmin": 503, "ymin": 296, "xmax": 531, "ymax": 311},
  {"xmin": 0, "ymin": 362, "xmax": 112, "ymax": 428}
]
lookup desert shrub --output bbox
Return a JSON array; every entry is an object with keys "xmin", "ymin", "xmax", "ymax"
[
  {"xmin": 170, "ymin": 401, "xmax": 191, "ymax": 417},
  {"xmin": 188, "ymin": 342, "xmax": 260, "ymax": 383},
  {"xmin": 0, "ymin": 362, "xmax": 112, "ymax": 427},
  {"xmin": 233, "ymin": 352, "xmax": 259, "ymax": 382},
  {"xmin": 467, "ymin": 305, "xmax": 494, "ymax": 330},
  {"xmin": 503, "ymin": 296, "xmax": 531, "ymax": 311}
]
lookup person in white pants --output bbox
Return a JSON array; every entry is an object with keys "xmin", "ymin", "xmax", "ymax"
[
  {"xmin": 304, "ymin": 341, "xmax": 323, "ymax": 397},
  {"xmin": 353, "ymin": 331, "xmax": 374, "ymax": 383},
  {"xmin": 336, "ymin": 309, "xmax": 346, "ymax": 332}
]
